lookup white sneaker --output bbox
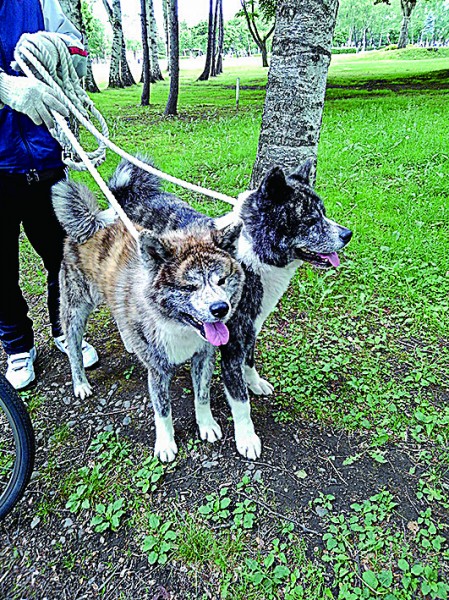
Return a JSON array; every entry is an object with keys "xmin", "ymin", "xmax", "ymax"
[
  {"xmin": 5, "ymin": 347, "xmax": 37, "ymax": 390},
  {"xmin": 54, "ymin": 335, "xmax": 99, "ymax": 368}
]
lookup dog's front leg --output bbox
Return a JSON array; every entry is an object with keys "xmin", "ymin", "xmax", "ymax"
[
  {"xmin": 221, "ymin": 348, "xmax": 261, "ymax": 460},
  {"xmin": 244, "ymin": 341, "xmax": 274, "ymax": 396},
  {"xmin": 191, "ymin": 345, "xmax": 222, "ymax": 443},
  {"xmin": 147, "ymin": 366, "xmax": 178, "ymax": 463}
]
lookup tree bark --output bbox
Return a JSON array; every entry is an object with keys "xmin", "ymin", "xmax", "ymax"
[
  {"xmin": 162, "ymin": 0, "xmax": 170, "ymax": 68},
  {"xmin": 398, "ymin": 0, "xmax": 416, "ymax": 49},
  {"xmin": 102, "ymin": 0, "xmax": 135, "ymax": 88},
  {"xmin": 215, "ymin": 0, "xmax": 224, "ymax": 75},
  {"xmin": 251, "ymin": 0, "xmax": 339, "ymax": 187},
  {"xmin": 120, "ymin": 37, "xmax": 136, "ymax": 86},
  {"xmin": 198, "ymin": 0, "xmax": 215, "ymax": 81},
  {"xmin": 102, "ymin": 0, "xmax": 123, "ymax": 87},
  {"xmin": 147, "ymin": 0, "xmax": 164, "ymax": 81},
  {"xmin": 140, "ymin": 0, "xmax": 150, "ymax": 105},
  {"xmin": 164, "ymin": 0, "xmax": 179, "ymax": 115},
  {"xmin": 58, "ymin": 0, "xmax": 100, "ymax": 92}
]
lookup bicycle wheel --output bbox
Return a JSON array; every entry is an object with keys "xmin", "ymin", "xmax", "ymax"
[{"xmin": 0, "ymin": 373, "xmax": 35, "ymax": 521}]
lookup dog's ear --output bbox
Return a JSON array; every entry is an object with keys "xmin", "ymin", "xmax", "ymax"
[
  {"xmin": 258, "ymin": 167, "xmax": 289, "ymax": 204},
  {"xmin": 289, "ymin": 158, "xmax": 314, "ymax": 185},
  {"xmin": 212, "ymin": 220, "xmax": 243, "ymax": 257},
  {"xmin": 138, "ymin": 230, "xmax": 171, "ymax": 266}
]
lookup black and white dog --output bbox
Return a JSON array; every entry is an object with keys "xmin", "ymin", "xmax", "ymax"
[{"xmin": 109, "ymin": 159, "xmax": 352, "ymax": 460}]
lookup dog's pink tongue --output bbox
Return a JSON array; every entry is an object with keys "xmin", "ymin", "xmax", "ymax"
[
  {"xmin": 318, "ymin": 252, "xmax": 340, "ymax": 267},
  {"xmin": 203, "ymin": 322, "xmax": 230, "ymax": 346}
]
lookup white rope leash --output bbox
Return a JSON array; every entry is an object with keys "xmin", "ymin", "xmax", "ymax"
[
  {"xmin": 52, "ymin": 112, "xmax": 140, "ymax": 240},
  {"xmin": 13, "ymin": 33, "xmax": 238, "ymax": 212}
]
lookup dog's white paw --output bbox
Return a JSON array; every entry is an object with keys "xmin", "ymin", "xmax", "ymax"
[
  {"xmin": 74, "ymin": 381, "xmax": 92, "ymax": 399},
  {"xmin": 198, "ymin": 418, "xmax": 222, "ymax": 443},
  {"xmin": 154, "ymin": 439, "xmax": 178, "ymax": 463},
  {"xmin": 245, "ymin": 367, "xmax": 274, "ymax": 396},
  {"xmin": 248, "ymin": 376, "xmax": 274, "ymax": 396},
  {"xmin": 236, "ymin": 433, "xmax": 262, "ymax": 460}
]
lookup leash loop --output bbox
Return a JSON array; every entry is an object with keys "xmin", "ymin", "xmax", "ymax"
[{"xmin": 13, "ymin": 33, "xmax": 238, "ymax": 212}]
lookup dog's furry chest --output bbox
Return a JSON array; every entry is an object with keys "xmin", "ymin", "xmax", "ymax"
[
  {"xmin": 154, "ymin": 324, "xmax": 206, "ymax": 365},
  {"xmin": 236, "ymin": 233, "xmax": 301, "ymax": 334},
  {"xmin": 255, "ymin": 262, "xmax": 300, "ymax": 332}
]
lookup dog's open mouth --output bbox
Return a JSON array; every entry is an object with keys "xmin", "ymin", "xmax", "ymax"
[
  {"xmin": 181, "ymin": 314, "xmax": 230, "ymax": 346},
  {"xmin": 295, "ymin": 249, "xmax": 340, "ymax": 269}
]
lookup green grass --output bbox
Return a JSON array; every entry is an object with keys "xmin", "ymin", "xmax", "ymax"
[{"xmin": 16, "ymin": 49, "xmax": 449, "ymax": 598}]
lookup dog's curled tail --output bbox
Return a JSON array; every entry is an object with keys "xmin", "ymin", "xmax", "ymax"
[
  {"xmin": 52, "ymin": 180, "xmax": 114, "ymax": 244},
  {"xmin": 108, "ymin": 157, "xmax": 161, "ymax": 210}
]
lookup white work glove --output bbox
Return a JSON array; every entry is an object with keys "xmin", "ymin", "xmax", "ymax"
[{"xmin": 0, "ymin": 72, "xmax": 68, "ymax": 130}]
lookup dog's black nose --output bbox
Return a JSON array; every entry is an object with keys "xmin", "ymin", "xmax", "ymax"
[
  {"xmin": 210, "ymin": 301, "xmax": 229, "ymax": 318},
  {"xmin": 339, "ymin": 228, "xmax": 353, "ymax": 245}
]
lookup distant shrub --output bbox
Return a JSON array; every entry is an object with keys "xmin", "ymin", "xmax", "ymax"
[
  {"xmin": 384, "ymin": 44, "xmax": 398, "ymax": 51},
  {"xmin": 380, "ymin": 46, "xmax": 449, "ymax": 60},
  {"xmin": 332, "ymin": 47, "xmax": 357, "ymax": 54}
]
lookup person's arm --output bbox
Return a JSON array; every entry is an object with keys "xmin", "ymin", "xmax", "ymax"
[
  {"xmin": 41, "ymin": 0, "xmax": 82, "ymax": 42},
  {"xmin": 40, "ymin": 0, "xmax": 87, "ymax": 77},
  {"xmin": 0, "ymin": 68, "xmax": 68, "ymax": 128}
]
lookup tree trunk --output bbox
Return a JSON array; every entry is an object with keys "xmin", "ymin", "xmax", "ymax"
[
  {"xmin": 260, "ymin": 42, "xmax": 269, "ymax": 67},
  {"xmin": 210, "ymin": 0, "xmax": 219, "ymax": 77},
  {"xmin": 241, "ymin": 0, "xmax": 274, "ymax": 68},
  {"xmin": 164, "ymin": 0, "xmax": 179, "ymax": 115},
  {"xmin": 140, "ymin": 0, "xmax": 150, "ymax": 105},
  {"xmin": 121, "ymin": 38, "xmax": 136, "ymax": 86},
  {"xmin": 398, "ymin": 0, "xmax": 416, "ymax": 49},
  {"xmin": 102, "ymin": 0, "xmax": 123, "ymax": 87},
  {"xmin": 162, "ymin": 0, "xmax": 170, "ymax": 68},
  {"xmin": 114, "ymin": 0, "xmax": 135, "ymax": 86},
  {"xmin": 251, "ymin": 0, "xmax": 339, "ymax": 187},
  {"xmin": 120, "ymin": 38, "xmax": 136, "ymax": 86},
  {"xmin": 84, "ymin": 55, "xmax": 100, "ymax": 93},
  {"xmin": 147, "ymin": 0, "xmax": 164, "ymax": 81},
  {"xmin": 58, "ymin": 0, "xmax": 100, "ymax": 92},
  {"xmin": 198, "ymin": 0, "xmax": 215, "ymax": 81},
  {"xmin": 215, "ymin": 0, "xmax": 224, "ymax": 75}
]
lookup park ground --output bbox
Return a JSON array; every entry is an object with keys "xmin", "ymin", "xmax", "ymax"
[{"xmin": 1, "ymin": 49, "xmax": 449, "ymax": 599}]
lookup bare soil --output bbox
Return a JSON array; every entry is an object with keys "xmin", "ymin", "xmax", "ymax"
[{"xmin": 0, "ymin": 308, "xmax": 431, "ymax": 600}]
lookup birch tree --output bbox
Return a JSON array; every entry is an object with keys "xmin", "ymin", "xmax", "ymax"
[
  {"xmin": 59, "ymin": 0, "xmax": 100, "ymax": 92},
  {"xmin": 147, "ymin": 0, "xmax": 164, "ymax": 82},
  {"xmin": 140, "ymin": 0, "xmax": 150, "ymax": 105},
  {"xmin": 240, "ymin": 0, "xmax": 275, "ymax": 67},
  {"xmin": 165, "ymin": 0, "xmax": 179, "ymax": 115},
  {"xmin": 251, "ymin": 0, "xmax": 339, "ymax": 186},
  {"xmin": 102, "ymin": 0, "xmax": 135, "ymax": 88},
  {"xmin": 198, "ymin": 0, "xmax": 215, "ymax": 80},
  {"xmin": 397, "ymin": 0, "xmax": 418, "ymax": 47}
]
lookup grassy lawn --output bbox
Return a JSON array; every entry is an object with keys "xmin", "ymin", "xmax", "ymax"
[{"xmin": 1, "ymin": 49, "xmax": 449, "ymax": 599}]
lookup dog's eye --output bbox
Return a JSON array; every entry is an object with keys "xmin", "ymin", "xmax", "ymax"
[
  {"xmin": 181, "ymin": 284, "xmax": 197, "ymax": 292},
  {"xmin": 217, "ymin": 276, "xmax": 227, "ymax": 286},
  {"xmin": 305, "ymin": 217, "xmax": 318, "ymax": 227}
]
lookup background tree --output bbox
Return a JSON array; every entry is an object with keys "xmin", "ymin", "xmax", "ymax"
[
  {"xmin": 165, "ymin": 0, "xmax": 179, "ymax": 115},
  {"xmin": 376, "ymin": 0, "xmax": 421, "ymax": 48},
  {"xmin": 140, "ymin": 0, "xmax": 150, "ymax": 105},
  {"xmin": 102, "ymin": 0, "xmax": 135, "ymax": 88},
  {"xmin": 239, "ymin": 0, "xmax": 275, "ymax": 67},
  {"xmin": 147, "ymin": 0, "xmax": 164, "ymax": 82},
  {"xmin": 214, "ymin": 0, "xmax": 224, "ymax": 74},
  {"xmin": 198, "ymin": 0, "xmax": 215, "ymax": 80},
  {"xmin": 162, "ymin": 0, "xmax": 171, "ymax": 65},
  {"xmin": 81, "ymin": 1, "xmax": 106, "ymax": 92},
  {"xmin": 251, "ymin": 0, "xmax": 339, "ymax": 186},
  {"xmin": 58, "ymin": 0, "xmax": 100, "ymax": 92}
]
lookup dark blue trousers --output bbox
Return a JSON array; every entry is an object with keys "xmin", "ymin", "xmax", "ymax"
[{"xmin": 0, "ymin": 169, "xmax": 66, "ymax": 355}]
